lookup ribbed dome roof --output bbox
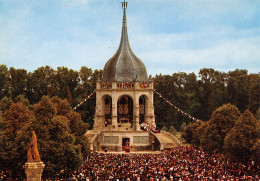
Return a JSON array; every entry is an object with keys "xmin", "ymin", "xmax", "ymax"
[{"xmin": 101, "ymin": 4, "xmax": 148, "ymax": 82}]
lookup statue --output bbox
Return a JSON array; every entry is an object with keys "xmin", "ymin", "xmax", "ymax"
[
  {"xmin": 27, "ymin": 131, "xmax": 41, "ymax": 162},
  {"xmin": 125, "ymin": 140, "xmax": 129, "ymax": 147}
]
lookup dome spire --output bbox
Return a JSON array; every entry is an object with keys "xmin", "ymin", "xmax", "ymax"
[
  {"xmin": 101, "ymin": 1, "xmax": 148, "ymax": 82},
  {"xmin": 121, "ymin": 0, "xmax": 128, "ymax": 10}
]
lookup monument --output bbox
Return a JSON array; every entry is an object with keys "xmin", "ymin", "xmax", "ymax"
[
  {"xmin": 24, "ymin": 131, "xmax": 45, "ymax": 181},
  {"xmin": 86, "ymin": 1, "xmax": 180, "ymax": 151}
]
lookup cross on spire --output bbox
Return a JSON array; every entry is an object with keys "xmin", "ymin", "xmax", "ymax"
[{"xmin": 121, "ymin": 0, "xmax": 128, "ymax": 10}]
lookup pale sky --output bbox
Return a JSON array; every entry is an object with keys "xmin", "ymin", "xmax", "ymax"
[{"xmin": 0, "ymin": 0, "xmax": 260, "ymax": 75}]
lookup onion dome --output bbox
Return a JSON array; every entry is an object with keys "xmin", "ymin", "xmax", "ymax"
[{"xmin": 101, "ymin": 1, "xmax": 148, "ymax": 82}]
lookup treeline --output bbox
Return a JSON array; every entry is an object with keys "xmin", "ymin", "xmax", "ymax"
[
  {"xmin": 0, "ymin": 65, "xmax": 103, "ymax": 128},
  {"xmin": 154, "ymin": 68, "xmax": 259, "ymax": 130},
  {"xmin": 183, "ymin": 103, "xmax": 259, "ymax": 164},
  {"xmin": 0, "ymin": 65, "xmax": 259, "ymax": 174},
  {"xmin": 0, "ymin": 65, "xmax": 259, "ymax": 129},
  {"xmin": 0, "ymin": 95, "xmax": 89, "ymax": 178}
]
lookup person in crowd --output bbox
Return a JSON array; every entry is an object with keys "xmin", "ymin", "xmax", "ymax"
[{"xmin": 47, "ymin": 147, "xmax": 259, "ymax": 180}]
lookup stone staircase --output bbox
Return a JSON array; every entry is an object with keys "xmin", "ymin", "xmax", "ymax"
[
  {"xmin": 155, "ymin": 131, "xmax": 181, "ymax": 150},
  {"xmin": 85, "ymin": 130, "xmax": 99, "ymax": 143}
]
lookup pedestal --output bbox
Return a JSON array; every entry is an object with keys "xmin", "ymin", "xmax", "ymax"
[{"xmin": 24, "ymin": 162, "xmax": 45, "ymax": 181}]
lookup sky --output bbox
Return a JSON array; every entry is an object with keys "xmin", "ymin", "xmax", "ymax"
[{"xmin": 0, "ymin": 0, "xmax": 260, "ymax": 76}]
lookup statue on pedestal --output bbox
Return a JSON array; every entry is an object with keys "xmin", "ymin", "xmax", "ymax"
[
  {"xmin": 27, "ymin": 131, "xmax": 41, "ymax": 162},
  {"xmin": 24, "ymin": 131, "xmax": 45, "ymax": 181}
]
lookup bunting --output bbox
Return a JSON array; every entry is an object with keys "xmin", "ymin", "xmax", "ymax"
[
  {"xmin": 154, "ymin": 89, "xmax": 200, "ymax": 122},
  {"xmin": 73, "ymin": 91, "xmax": 95, "ymax": 111}
]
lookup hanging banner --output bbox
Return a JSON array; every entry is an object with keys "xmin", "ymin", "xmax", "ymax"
[
  {"xmin": 154, "ymin": 89, "xmax": 200, "ymax": 122},
  {"xmin": 73, "ymin": 91, "xmax": 95, "ymax": 111}
]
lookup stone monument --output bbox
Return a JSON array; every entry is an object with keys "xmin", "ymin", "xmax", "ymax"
[
  {"xmin": 86, "ymin": 0, "xmax": 157, "ymax": 152},
  {"xmin": 24, "ymin": 131, "xmax": 45, "ymax": 181},
  {"xmin": 85, "ymin": 1, "xmax": 181, "ymax": 152}
]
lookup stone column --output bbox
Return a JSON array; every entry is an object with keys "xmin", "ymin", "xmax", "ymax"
[
  {"xmin": 94, "ymin": 89, "xmax": 103, "ymax": 129},
  {"xmin": 134, "ymin": 93, "xmax": 140, "ymax": 131},
  {"xmin": 111, "ymin": 83, "xmax": 118, "ymax": 130},
  {"xmin": 145, "ymin": 90, "xmax": 156, "ymax": 127},
  {"xmin": 24, "ymin": 162, "xmax": 45, "ymax": 181}
]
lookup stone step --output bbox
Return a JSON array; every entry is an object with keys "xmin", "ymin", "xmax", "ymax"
[{"xmin": 155, "ymin": 132, "xmax": 180, "ymax": 150}]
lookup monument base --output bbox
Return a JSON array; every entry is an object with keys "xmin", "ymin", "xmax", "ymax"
[{"xmin": 24, "ymin": 162, "xmax": 45, "ymax": 181}]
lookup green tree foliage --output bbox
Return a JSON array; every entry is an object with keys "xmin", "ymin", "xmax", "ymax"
[
  {"xmin": 0, "ymin": 102, "xmax": 33, "ymax": 171},
  {"xmin": 3, "ymin": 103, "xmax": 32, "ymax": 137},
  {"xmin": 199, "ymin": 103, "xmax": 241, "ymax": 152},
  {"xmin": 55, "ymin": 67, "xmax": 79, "ymax": 100},
  {"xmin": 26, "ymin": 66, "xmax": 56, "ymax": 103},
  {"xmin": 183, "ymin": 120, "xmax": 203, "ymax": 145},
  {"xmin": 0, "ymin": 66, "xmax": 258, "ymax": 130},
  {"xmin": 251, "ymin": 139, "xmax": 260, "ymax": 164},
  {"xmin": 9, "ymin": 67, "xmax": 27, "ymax": 99},
  {"xmin": 154, "ymin": 73, "xmax": 200, "ymax": 130},
  {"xmin": 227, "ymin": 69, "xmax": 249, "ymax": 112},
  {"xmin": 0, "ymin": 96, "xmax": 89, "ymax": 178},
  {"xmin": 74, "ymin": 68, "xmax": 102, "ymax": 128},
  {"xmin": 224, "ymin": 110, "xmax": 258, "ymax": 163},
  {"xmin": 198, "ymin": 68, "xmax": 228, "ymax": 120},
  {"xmin": 199, "ymin": 122, "xmax": 223, "ymax": 153},
  {"xmin": 0, "ymin": 96, "xmax": 13, "ymax": 114},
  {"xmin": 247, "ymin": 74, "xmax": 260, "ymax": 113},
  {"xmin": 0, "ymin": 65, "xmax": 10, "ymax": 99},
  {"xmin": 209, "ymin": 103, "xmax": 241, "ymax": 137},
  {"xmin": 14, "ymin": 95, "xmax": 29, "ymax": 106}
]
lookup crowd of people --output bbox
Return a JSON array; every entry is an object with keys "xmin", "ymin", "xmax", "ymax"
[
  {"xmin": 140, "ymin": 122, "xmax": 158, "ymax": 133},
  {"xmin": 48, "ymin": 147, "xmax": 259, "ymax": 180}
]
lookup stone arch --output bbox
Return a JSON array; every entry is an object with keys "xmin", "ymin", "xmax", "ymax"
[
  {"xmin": 117, "ymin": 95, "xmax": 133, "ymax": 127},
  {"xmin": 102, "ymin": 95, "xmax": 112, "ymax": 126}
]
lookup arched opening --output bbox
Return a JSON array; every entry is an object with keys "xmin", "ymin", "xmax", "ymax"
[
  {"xmin": 117, "ymin": 95, "xmax": 133, "ymax": 127},
  {"xmin": 122, "ymin": 138, "xmax": 130, "ymax": 147},
  {"xmin": 139, "ymin": 95, "xmax": 146, "ymax": 124},
  {"xmin": 103, "ymin": 95, "xmax": 112, "ymax": 126}
]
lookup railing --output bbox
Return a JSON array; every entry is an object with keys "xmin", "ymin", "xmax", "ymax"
[
  {"xmin": 117, "ymin": 82, "xmax": 135, "ymax": 89},
  {"xmin": 99, "ymin": 82, "xmax": 151, "ymax": 89},
  {"xmin": 101, "ymin": 82, "xmax": 112, "ymax": 89},
  {"xmin": 161, "ymin": 130, "xmax": 182, "ymax": 146},
  {"xmin": 150, "ymin": 131, "xmax": 164, "ymax": 150}
]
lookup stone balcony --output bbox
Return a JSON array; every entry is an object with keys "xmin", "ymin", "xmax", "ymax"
[{"xmin": 97, "ymin": 81, "xmax": 153, "ymax": 90}]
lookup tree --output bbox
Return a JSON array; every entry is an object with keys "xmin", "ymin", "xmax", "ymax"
[
  {"xmin": 183, "ymin": 120, "xmax": 203, "ymax": 145},
  {"xmin": 26, "ymin": 66, "xmax": 56, "ymax": 104},
  {"xmin": 199, "ymin": 103, "xmax": 241, "ymax": 152},
  {"xmin": 14, "ymin": 95, "xmax": 29, "ymax": 106},
  {"xmin": 74, "ymin": 68, "xmax": 102, "ymax": 128},
  {"xmin": 251, "ymin": 139, "xmax": 260, "ymax": 164},
  {"xmin": 199, "ymin": 122, "xmax": 222, "ymax": 153},
  {"xmin": 0, "ymin": 96, "xmax": 89, "ymax": 178},
  {"xmin": 9, "ymin": 67, "xmax": 28, "ymax": 99},
  {"xmin": 247, "ymin": 73, "xmax": 260, "ymax": 114},
  {"xmin": 224, "ymin": 110, "xmax": 258, "ymax": 163},
  {"xmin": 0, "ymin": 65, "xmax": 10, "ymax": 100},
  {"xmin": 227, "ymin": 69, "xmax": 249, "ymax": 112},
  {"xmin": 198, "ymin": 68, "xmax": 228, "ymax": 121},
  {"xmin": 3, "ymin": 103, "xmax": 32, "ymax": 138},
  {"xmin": 55, "ymin": 67, "xmax": 79, "ymax": 100},
  {"xmin": 0, "ymin": 102, "xmax": 33, "ymax": 173},
  {"xmin": 0, "ymin": 96, "xmax": 13, "ymax": 115}
]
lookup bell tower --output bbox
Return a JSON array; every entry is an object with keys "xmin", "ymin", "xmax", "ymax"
[
  {"xmin": 86, "ymin": 1, "xmax": 159, "ymax": 152},
  {"xmin": 94, "ymin": 0, "xmax": 155, "ymax": 131}
]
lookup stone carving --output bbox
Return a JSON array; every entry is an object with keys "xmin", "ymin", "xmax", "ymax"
[{"xmin": 27, "ymin": 131, "xmax": 41, "ymax": 162}]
